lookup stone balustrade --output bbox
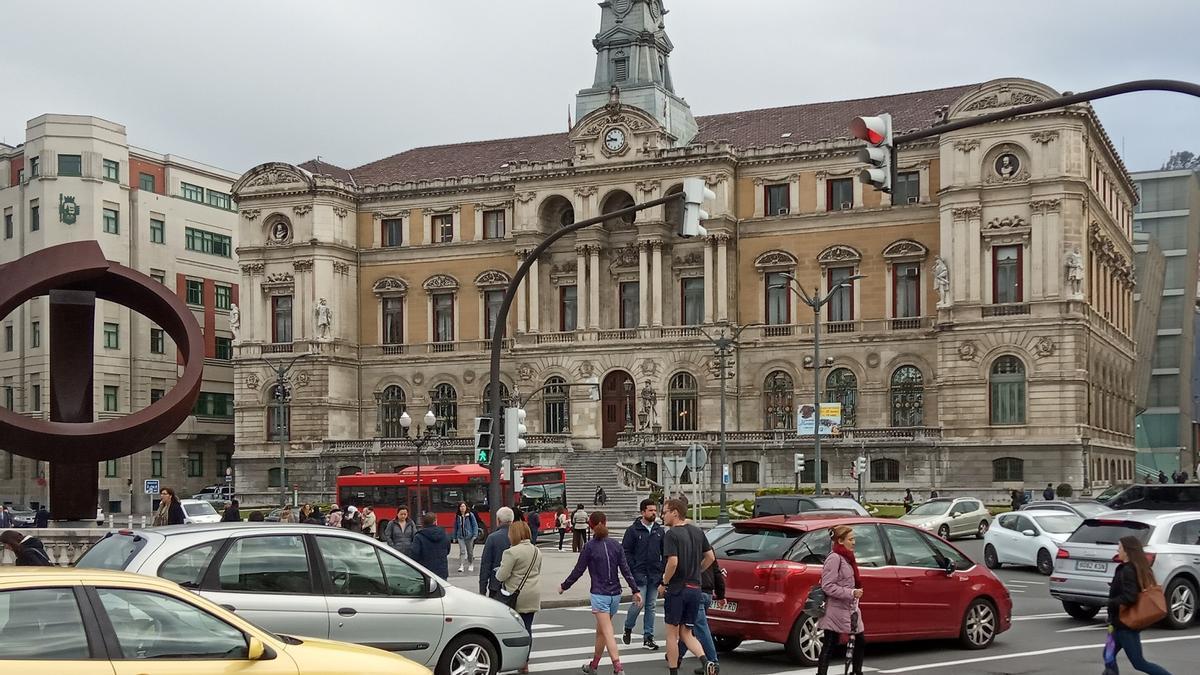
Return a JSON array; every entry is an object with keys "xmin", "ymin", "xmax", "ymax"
[{"xmin": 0, "ymin": 527, "xmax": 116, "ymax": 567}]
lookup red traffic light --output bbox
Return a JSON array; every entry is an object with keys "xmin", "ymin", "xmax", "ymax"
[{"xmin": 850, "ymin": 115, "xmax": 891, "ymax": 145}]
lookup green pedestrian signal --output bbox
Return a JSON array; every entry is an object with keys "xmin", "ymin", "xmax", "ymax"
[{"xmin": 474, "ymin": 416, "xmax": 494, "ymax": 466}]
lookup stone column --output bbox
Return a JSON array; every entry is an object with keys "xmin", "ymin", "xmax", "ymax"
[
  {"xmin": 589, "ymin": 247, "xmax": 601, "ymax": 329},
  {"xmin": 651, "ymin": 240, "xmax": 664, "ymax": 327},
  {"xmin": 516, "ymin": 251, "xmax": 527, "ymax": 333},
  {"xmin": 576, "ymin": 246, "xmax": 588, "ymax": 332},
  {"xmin": 716, "ymin": 235, "xmax": 729, "ymax": 322},
  {"xmin": 703, "ymin": 237, "xmax": 714, "ymax": 323},
  {"xmin": 529, "ymin": 256, "xmax": 540, "ymax": 333},
  {"xmin": 638, "ymin": 242, "xmax": 649, "ymax": 327}
]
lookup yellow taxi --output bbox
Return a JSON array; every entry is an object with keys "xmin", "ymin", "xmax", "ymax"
[{"xmin": 0, "ymin": 566, "xmax": 432, "ymax": 675}]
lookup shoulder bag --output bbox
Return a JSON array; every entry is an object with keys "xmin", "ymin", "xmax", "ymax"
[
  {"xmin": 1119, "ymin": 584, "xmax": 1167, "ymax": 630},
  {"xmin": 500, "ymin": 548, "xmax": 540, "ymax": 610}
]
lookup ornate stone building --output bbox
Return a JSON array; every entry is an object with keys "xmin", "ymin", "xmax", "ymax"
[{"xmin": 229, "ymin": 0, "xmax": 1136, "ymax": 505}]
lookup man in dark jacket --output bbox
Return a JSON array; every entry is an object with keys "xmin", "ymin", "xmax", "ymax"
[
  {"xmin": 221, "ymin": 499, "xmax": 241, "ymax": 522},
  {"xmin": 34, "ymin": 505, "xmax": 49, "ymax": 528},
  {"xmin": 1, "ymin": 530, "xmax": 52, "ymax": 566},
  {"xmin": 478, "ymin": 506, "xmax": 514, "ymax": 595},
  {"xmin": 622, "ymin": 498, "xmax": 665, "ymax": 650},
  {"xmin": 410, "ymin": 513, "xmax": 451, "ymax": 580},
  {"xmin": 1043, "ymin": 483, "xmax": 1055, "ymax": 500}
]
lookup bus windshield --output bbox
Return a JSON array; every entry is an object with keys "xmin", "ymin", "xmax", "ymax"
[{"xmin": 520, "ymin": 482, "xmax": 566, "ymax": 515}]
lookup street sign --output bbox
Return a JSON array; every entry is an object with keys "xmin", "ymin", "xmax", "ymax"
[
  {"xmin": 721, "ymin": 463, "xmax": 731, "ymax": 486},
  {"xmin": 143, "ymin": 479, "xmax": 160, "ymax": 495},
  {"xmin": 685, "ymin": 443, "xmax": 708, "ymax": 471},
  {"xmin": 662, "ymin": 456, "xmax": 688, "ymax": 482},
  {"xmin": 797, "ymin": 402, "xmax": 842, "ymax": 436}
]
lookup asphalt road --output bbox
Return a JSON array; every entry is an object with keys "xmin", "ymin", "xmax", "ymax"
[{"xmin": 514, "ymin": 538, "xmax": 1200, "ymax": 675}]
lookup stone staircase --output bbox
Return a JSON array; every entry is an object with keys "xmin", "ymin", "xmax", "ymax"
[{"xmin": 563, "ymin": 451, "xmax": 645, "ymax": 524}]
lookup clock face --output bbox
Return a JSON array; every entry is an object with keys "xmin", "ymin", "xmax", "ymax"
[{"xmin": 604, "ymin": 128, "xmax": 626, "ymax": 152}]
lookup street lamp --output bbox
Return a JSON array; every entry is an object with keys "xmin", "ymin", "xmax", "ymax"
[
  {"xmin": 399, "ymin": 408, "xmax": 438, "ymax": 515},
  {"xmin": 772, "ymin": 272, "xmax": 865, "ymax": 495},
  {"xmin": 697, "ymin": 323, "xmax": 761, "ymax": 525}
]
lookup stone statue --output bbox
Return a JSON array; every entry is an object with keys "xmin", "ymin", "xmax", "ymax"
[
  {"xmin": 607, "ymin": 84, "xmax": 620, "ymax": 108},
  {"xmin": 314, "ymin": 298, "xmax": 332, "ymax": 340},
  {"xmin": 229, "ymin": 303, "xmax": 241, "ymax": 343},
  {"xmin": 1066, "ymin": 248, "xmax": 1084, "ymax": 295},
  {"xmin": 933, "ymin": 256, "xmax": 951, "ymax": 306}
]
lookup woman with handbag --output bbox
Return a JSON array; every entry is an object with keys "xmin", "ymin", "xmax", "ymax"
[
  {"xmin": 816, "ymin": 525, "xmax": 865, "ymax": 675},
  {"xmin": 497, "ymin": 521, "xmax": 542, "ymax": 672},
  {"xmin": 1104, "ymin": 536, "xmax": 1171, "ymax": 675}
]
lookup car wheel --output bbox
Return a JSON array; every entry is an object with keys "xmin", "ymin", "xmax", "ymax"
[
  {"xmin": 976, "ymin": 520, "xmax": 989, "ymax": 538},
  {"xmin": 938, "ymin": 524, "xmax": 951, "ymax": 540},
  {"xmin": 1062, "ymin": 601, "xmax": 1101, "ymax": 621},
  {"xmin": 984, "ymin": 544, "xmax": 1001, "ymax": 569},
  {"xmin": 712, "ymin": 635, "xmax": 743, "ymax": 653},
  {"xmin": 959, "ymin": 598, "xmax": 997, "ymax": 650},
  {"xmin": 1164, "ymin": 578, "xmax": 1198, "ymax": 629},
  {"xmin": 1036, "ymin": 549, "xmax": 1054, "ymax": 576},
  {"xmin": 437, "ymin": 632, "xmax": 498, "ymax": 675},
  {"xmin": 784, "ymin": 613, "xmax": 823, "ymax": 666}
]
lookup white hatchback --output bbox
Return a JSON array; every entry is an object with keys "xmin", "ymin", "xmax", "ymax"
[
  {"xmin": 179, "ymin": 499, "xmax": 222, "ymax": 524},
  {"xmin": 984, "ymin": 510, "xmax": 1081, "ymax": 575}
]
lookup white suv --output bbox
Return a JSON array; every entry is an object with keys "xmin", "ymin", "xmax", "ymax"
[{"xmin": 1050, "ymin": 510, "xmax": 1200, "ymax": 629}]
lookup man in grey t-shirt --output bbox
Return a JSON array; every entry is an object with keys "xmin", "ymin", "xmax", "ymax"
[{"xmin": 659, "ymin": 498, "xmax": 716, "ymax": 675}]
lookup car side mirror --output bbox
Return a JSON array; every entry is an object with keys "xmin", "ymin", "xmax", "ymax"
[
  {"xmin": 247, "ymin": 637, "xmax": 275, "ymax": 661},
  {"xmin": 941, "ymin": 557, "xmax": 956, "ymax": 576},
  {"xmin": 426, "ymin": 576, "xmax": 442, "ymax": 597},
  {"xmin": 1022, "ymin": 529, "xmax": 1037, "ymax": 537}
]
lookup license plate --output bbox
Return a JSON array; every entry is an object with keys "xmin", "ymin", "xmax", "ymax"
[
  {"xmin": 709, "ymin": 600, "xmax": 737, "ymax": 613},
  {"xmin": 1075, "ymin": 560, "xmax": 1108, "ymax": 572}
]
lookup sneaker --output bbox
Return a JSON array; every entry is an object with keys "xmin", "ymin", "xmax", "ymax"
[
  {"xmin": 457, "ymin": 565, "xmax": 464, "ymax": 573},
  {"xmin": 622, "ymin": 629, "xmax": 631, "ymax": 645},
  {"xmin": 704, "ymin": 660, "xmax": 719, "ymax": 675},
  {"xmin": 468, "ymin": 564, "xmax": 474, "ymax": 572},
  {"xmin": 581, "ymin": 664, "xmax": 598, "ymax": 675},
  {"xmin": 643, "ymin": 637, "xmax": 659, "ymax": 651}
]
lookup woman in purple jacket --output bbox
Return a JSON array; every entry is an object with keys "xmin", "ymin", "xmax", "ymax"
[
  {"xmin": 816, "ymin": 525, "xmax": 865, "ymax": 675},
  {"xmin": 560, "ymin": 512, "xmax": 643, "ymax": 675}
]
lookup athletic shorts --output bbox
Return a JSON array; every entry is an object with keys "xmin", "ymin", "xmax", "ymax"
[
  {"xmin": 664, "ymin": 586, "xmax": 703, "ymax": 627},
  {"xmin": 590, "ymin": 593, "xmax": 622, "ymax": 616}
]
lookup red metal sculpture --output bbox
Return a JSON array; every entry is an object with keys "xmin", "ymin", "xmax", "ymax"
[{"xmin": 0, "ymin": 241, "xmax": 204, "ymax": 520}]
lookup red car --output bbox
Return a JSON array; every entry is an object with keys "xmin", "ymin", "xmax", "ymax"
[{"xmin": 706, "ymin": 515, "xmax": 1012, "ymax": 665}]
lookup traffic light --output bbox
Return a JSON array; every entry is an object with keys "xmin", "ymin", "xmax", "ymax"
[
  {"xmin": 793, "ymin": 452, "xmax": 806, "ymax": 474},
  {"xmin": 513, "ymin": 468, "xmax": 525, "ymax": 493},
  {"xmin": 679, "ymin": 177, "xmax": 715, "ymax": 238},
  {"xmin": 850, "ymin": 113, "xmax": 894, "ymax": 193},
  {"xmin": 474, "ymin": 416, "xmax": 493, "ymax": 466},
  {"xmin": 504, "ymin": 407, "xmax": 527, "ymax": 454},
  {"xmin": 854, "ymin": 456, "xmax": 868, "ymax": 477}
]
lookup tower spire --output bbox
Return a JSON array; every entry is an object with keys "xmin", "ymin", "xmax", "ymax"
[{"xmin": 575, "ymin": 0, "xmax": 697, "ymax": 145}]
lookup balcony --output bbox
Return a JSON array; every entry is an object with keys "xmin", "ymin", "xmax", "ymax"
[
  {"xmin": 262, "ymin": 342, "xmax": 294, "ymax": 354},
  {"xmin": 431, "ymin": 341, "xmax": 455, "ymax": 353},
  {"xmin": 362, "ymin": 339, "xmax": 513, "ymax": 358},
  {"xmin": 762, "ymin": 324, "xmax": 798, "ymax": 338},
  {"xmin": 597, "ymin": 328, "xmax": 638, "ymax": 341},
  {"xmin": 534, "ymin": 332, "xmax": 576, "ymax": 345},
  {"xmin": 379, "ymin": 344, "xmax": 406, "ymax": 355},
  {"xmin": 889, "ymin": 317, "xmax": 923, "ymax": 331},
  {"xmin": 825, "ymin": 321, "xmax": 857, "ymax": 335},
  {"xmin": 617, "ymin": 427, "xmax": 942, "ymax": 449},
  {"xmin": 981, "ymin": 303, "xmax": 1030, "ymax": 318}
]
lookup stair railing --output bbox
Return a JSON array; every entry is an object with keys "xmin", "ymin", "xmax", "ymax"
[{"xmin": 616, "ymin": 462, "xmax": 662, "ymax": 491}]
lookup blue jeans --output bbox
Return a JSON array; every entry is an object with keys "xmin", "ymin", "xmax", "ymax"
[
  {"xmin": 1108, "ymin": 628, "xmax": 1172, "ymax": 675},
  {"xmin": 678, "ymin": 592, "xmax": 717, "ymax": 663},
  {"xmin": 624, "ymin": 580, "xmax": 658, "ymax": 638}
]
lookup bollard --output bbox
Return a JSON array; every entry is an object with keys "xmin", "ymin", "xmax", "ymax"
[
  {"xmin": 128, "ymin": 514, "xmax": 134, "ymax": 529},
  {"xmin": 140, "ymin": 515, "xmax": 147, "ymax": 528}
]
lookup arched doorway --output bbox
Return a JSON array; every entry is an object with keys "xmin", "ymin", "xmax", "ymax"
[{"xmin": 601, "ymin": 370, "xmax": 634, "ymax": 448}]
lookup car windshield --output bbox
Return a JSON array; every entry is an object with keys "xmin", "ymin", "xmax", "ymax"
[
  {"xmin": 1067, "ymin": 519, "xmax": 1153, "ymax": 545},
  {"xmin": 706, "ymin": 524, "xmax": 734, "ymax": 544},
  {"xmin": 810, "ymin": 498, "xmax": 865, "ymax": 514},
  {"xmin": 713, "ymin": 526, "xmax": 800, "ymax": 562},
  {"xmin": 1095, "ymin": 484, "xmax": 1129, "ymax": 502},
  {"xmin": 184, "ymin": 502, "xmax": 218, "ymax": 517},
  {"xmin": 1032, "ymin": 513, "xmax": 1083, "ymax": 534},
  {"xmin": 76, "ymin": 532, "xmax": 147, "ymax": 570},
  {"xmin": 1070, "ymin": 502, "xmax": 1112, "ymax": 518},
  {"xmin": 909, "ymin": 500, "xmax": 951, "ymax": 516}
]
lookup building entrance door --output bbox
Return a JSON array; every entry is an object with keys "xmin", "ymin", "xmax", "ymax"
[{"xmin": 601, "ymin": 371, "xmax": 634, "ymax": 448}]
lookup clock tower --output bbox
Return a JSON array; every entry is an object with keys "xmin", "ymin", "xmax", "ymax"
[{"xmin": 575, "ymin": 0, "xmax": 697, "ymax": 146}]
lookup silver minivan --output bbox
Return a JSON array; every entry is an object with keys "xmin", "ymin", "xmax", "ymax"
[
  {"xmin": 1049, "ymin": 510, "xmax": 1200, "ymax": 629},
  {"xmin": 76, "ymin": 523, "xmax": 531, "ymax": 675}
]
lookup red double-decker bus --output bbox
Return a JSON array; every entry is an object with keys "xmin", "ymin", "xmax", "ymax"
[{"xmin": 335, "ymin": 464, "xmax": 566, "ymax": 537}]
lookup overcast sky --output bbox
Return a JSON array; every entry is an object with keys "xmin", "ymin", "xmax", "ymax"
[{"xmin": 2, "ymin": 0, "xmax": 1196, "ymax": 175}]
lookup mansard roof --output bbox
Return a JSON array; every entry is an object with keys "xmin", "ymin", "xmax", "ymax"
[{"xmin": 299, "ymin": 83, "xmax": 978, "ymax": 187}]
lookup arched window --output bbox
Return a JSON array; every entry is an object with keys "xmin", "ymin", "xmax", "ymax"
[
  {"xmin": 267, "ymin": 467, "xmax": 288, "ymax": 488},
  {"xmin": 762, "ymin": 370, "xmax": 794, "ymax": 429},
  {"xmin": 266, "ymin": 383, "xmax": 290, "ymax": 441},
  {"xmin": 430, "ymin": 383, "xmax": 458, "ymax": 436},
  {"xmin": 538, "ymin": 195, "xmax": 575, "ymax": 230},
  {"xmin": 825, "ymin": 368, "xmax": 858, "ymax": 428},
  {"xmin": 543, "ymin": 376, "xmax": 570, "ymax": 434},
  {"xmin": 870, "ymin": 458, "xmax": 900, "ymax": 483},
  {"xmin": 668, "ymin": 372, "xmax": 698, "ymax": 431},
  {"xmin": 377, "ymin": 385, "xmax": 407, "ymax": 438},
  {"xmin": 889, "ymin": 366, "xmax": 924, "ymax": 427},
  {"xmin": 992, "ymin": 457, "xmax": 1024, "ymax": 482},
  {"xmin": 732, "ymin": 460, "xmax": 760, "ymax": 484},
  {"xmin": 601, "ymin": 190, "xmax": 636, "ymax": 228},
  {"xmin": 339, "ymin": 465, "xmax": 362, "ymax": 476},
  {"xmin": 989, "ymin": 356, "xmax": 1027, "ymax": 425},
  {"xmin": 481, "ymin": 382, "xmax": 510, "ymax": 417}
]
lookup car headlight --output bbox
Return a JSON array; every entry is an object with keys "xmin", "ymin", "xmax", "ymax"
[
  {"xmin": 918, "ymin": 522, "xmax": 934, "ymax": 530},
  {"xmin": 508, "ymin": 607, "xmax": 524, "ymax": 625}
]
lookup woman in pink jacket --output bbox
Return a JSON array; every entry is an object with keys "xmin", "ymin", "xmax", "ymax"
[{"xmin": 816, "ymin": 525, "xmax": 864, "ymax": 675}]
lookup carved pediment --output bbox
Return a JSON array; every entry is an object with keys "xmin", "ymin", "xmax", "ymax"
[
  {"xmin": 233, "ymin": 162, "xmax": 313, "ymax": 195},
  {"xmin": 372, "ymin": 277, "xmax": 409, "ymax": 295},
  {"xmin": 423, "ymin": 274, "xmax": 459, "ymax": 291},
  {"xmin": 817, "ymin": 245, "xmax": 862, "ymax": 266},
  {"xmin": 753, "ymin": 249, "xmax": 798, "ymax": 269},
  {"xmin": 882, "ymin": 239, "xmax": 929, "ymax": 260},
  {"xmin": 949, "ymin": 79, "xmax": 1058, "ymax": 119},
  {"xmin": 474, "ymin": 270, "xmax": 511, "ymax": 288}
]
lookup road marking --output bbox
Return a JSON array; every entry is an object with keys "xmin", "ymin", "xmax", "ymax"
[
  {"xmin": 1007, "ymin": 589, "xmax": 1025, "ymax": 593},
  {"xmin": 1055, "ymin": 623, "xmax": 1108, "ymax": 633},
  {"xmin": 530, "ymin": 640, "xmax": 766, "ymax": 661},
  {"xmin": 874, "ymin": 634, "xmax": 1200, "ymax": 673},
  {"xmin": 1011, "ymin": 612, "xmax": 1067, "ymax": 621},
  {"xmin": 757, "ymin": 668, "xmax": 879, "ymax": 675},
  {"xmin": 531, "ymin": 624, "xmax": 562, "ymax": 630},
  {"xmin": 534, "ymin": 628, "xmax": 606, "ymax": 638}
]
